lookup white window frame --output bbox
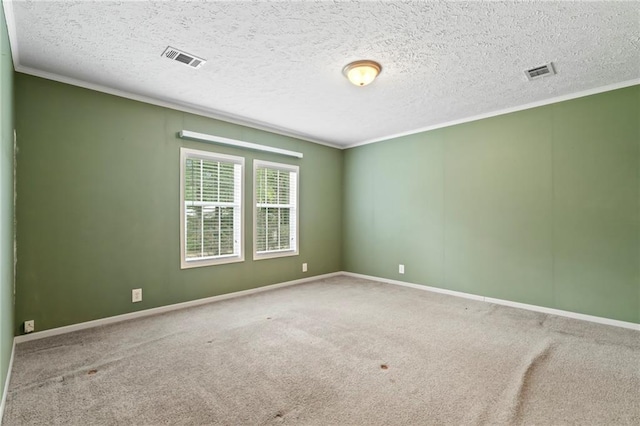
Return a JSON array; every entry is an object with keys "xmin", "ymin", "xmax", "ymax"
[
  {"xmin": 253, "ymin": 160, "xmax": 299, "ymax": 260},
  {"xmin": 180, "ymin": 147, "xmax": 244, "ymax": 269}
]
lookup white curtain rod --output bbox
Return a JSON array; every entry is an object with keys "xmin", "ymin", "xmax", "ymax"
[{"xmin": 178, "ymin": 130, "xmax": 304, "ymax": 159}]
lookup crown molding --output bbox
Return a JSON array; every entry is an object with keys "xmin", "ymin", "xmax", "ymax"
[
  {"xmin": 2, "ymin": 0, "xmax": 19, "ymax": 67},
  {"xmin": 4, "ymin": 1, "xmax": 347, "ymax": 149},
  {"xmin": 345, "ymin": 78, "xmax": 640, "ymax": 149},
  {"xmin": 11, "ymin": 69, "xmax": 640, "ymax": 152},
  {"xmin": 16, "ymin": 65, "xmax": 344, "ymax": 150},
  {"xmin": 4, "ymin": 0, "xmax": 638, "ymax": 151}
]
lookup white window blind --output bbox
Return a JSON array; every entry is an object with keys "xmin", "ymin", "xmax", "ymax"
[
  {"xmin": 180, "ymin": 148, "xmax": 243, "ymax": 268},
  {"xmin": 254, "ymin": 160, "xmax": 299, "ymax": 259}
]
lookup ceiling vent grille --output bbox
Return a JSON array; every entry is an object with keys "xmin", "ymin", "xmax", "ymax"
[
  {"xmin": 162, "ymin": 46, "xmax": 206, "ymax": 69},
  {"xmin": 525, "ymin": 62, "xmax": 555, "ymax": 81}
]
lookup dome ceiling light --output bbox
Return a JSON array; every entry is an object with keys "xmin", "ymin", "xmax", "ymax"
[{"xmin": 342, "ymin": 60, "xmax": 382, "ymax": 87}]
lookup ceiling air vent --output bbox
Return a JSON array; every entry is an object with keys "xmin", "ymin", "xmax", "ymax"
[
  {"xmin": 162, "ymin": 46, "xmax": 206, "ymax": 69},
  {"xmin": 525, "ymin": 62, "xmax": 555, "ymax": 81}
]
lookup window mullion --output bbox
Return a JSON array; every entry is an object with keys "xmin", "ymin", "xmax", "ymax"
[
  {"xmin": 217, "ymin": 163, "xmax": 220, "ymax": 256},
  {"xmin": 277, "ymin": 207, "xmax": 281, "ymax": 250},
  {"xmin": 277, "ymin": 171, "xmax": 281, "ymax": 250},
  {"xmin": 200, "ymin": 160, "xmax": 204, "ymax": 258},
  {"xmin": 265, "ymin": 170, "xmax": 269, "ymax": 252}
]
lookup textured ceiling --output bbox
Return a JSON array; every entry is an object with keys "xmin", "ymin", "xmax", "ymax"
[{"xmin": 4, "ymin": 1, "xmax": 640, "ymax": 147}]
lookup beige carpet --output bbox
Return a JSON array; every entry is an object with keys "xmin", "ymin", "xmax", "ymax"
[{"xmin": 3, "ymin": 276, "xmax": 639, "ymax": 425}]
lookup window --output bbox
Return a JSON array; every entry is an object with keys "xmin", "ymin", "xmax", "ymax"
[
  {"xmin": 180, "ymin": 148, "xmax": 243, "ymax": 268},
  {"xmin": 254, "ymin": 160, "xmax": 299, "ymax": 259}
]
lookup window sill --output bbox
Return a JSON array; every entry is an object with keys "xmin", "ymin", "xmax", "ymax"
[
  {"xmin": 253, "ymin": 250, "xmax": 299, "ymax": 261},
  {"xmin": 181, "ymin": 255, "xmax": 244, "ymax": 269}
]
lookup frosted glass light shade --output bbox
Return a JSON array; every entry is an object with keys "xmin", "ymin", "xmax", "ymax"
[{"xmin": 343, "ymin": 60, "xmax": 382, "ymax": 86}]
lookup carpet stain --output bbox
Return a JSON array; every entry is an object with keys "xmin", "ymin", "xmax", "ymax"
[
  {"xmin": 380, "ymin": 364, "xmax": 388, "ymax": 370},
  {"xmin": 267, "ymin": 317, "xmax": 272, "ymax": 320},
  {"xmin": 87, "ymin": 369, "xmax": 97, "ymax": 375},
  {"xmin": 274, "ymin": 411, "xmax": 284, "ymax": 418}
]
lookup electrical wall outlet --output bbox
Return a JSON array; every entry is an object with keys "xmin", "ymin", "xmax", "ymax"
[
  {"xmin": 132, "ymin": 288, "xmax": 142, "ymax": 303},
  {"xmin": 302, "ymin": 263, "xmax": 308, "ymax": 272},
  {"xmin": 24, "ymin": 320, "xmax": 34, "ymax": 333},
  {"xmin": 399, "ymin": 264, "xmax": 405, "ymax": 274}
]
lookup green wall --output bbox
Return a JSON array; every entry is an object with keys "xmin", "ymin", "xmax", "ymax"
[
  {"xmin": 0, "ymin": 3, "xmax": 14, "ymax": 401},
  {"xmin": 10, "ymin": 71, "xmax": 640, "ymax": 334},
  {"xmin": 14, "ymin": 74, "xmax": 343, "ymax": 333},
  {"xmin": 344, "ymin": 86, "xmax": 640, "ymax": 323}
]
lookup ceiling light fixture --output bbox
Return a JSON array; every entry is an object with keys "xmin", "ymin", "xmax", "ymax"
[{"xmin": 343, "ymin": 60, "xmax": 382, "ymax": 87}]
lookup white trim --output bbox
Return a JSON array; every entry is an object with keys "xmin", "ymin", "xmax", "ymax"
[
  {"xmin": 344, "ymin": 78, "xmax": 640, "ymax": 149},
  {"xmin": 1, "ymin": 1, "xmax": 19, "ymax": 68},
  {"xmin": 13, "ymin": 63, "xmax": 639, "ymax": 153},
  {"xmin": 13, "ymin": 272, "xmax": 342, "ymax": 343},
  {"xmin": 2, "ymin": 0, "xmax": 330, "ymax": 149},
  {"xmin": 3, "ymin": 0, "xmax": 637, "ymax": 152},
  {"xmin": 180, "ymin": 148, "xmax": 245, "ymax": 269},
  {"xmin": 343, "ymin": 272, "xmax": 486, "ymax": 302},
  {"xmin": 9, "ymin": 271, "xmax": 639, "ymax": 344},
  {"xmin": 482, "ymin": 297, "xmax": 640, "ymax": 330},
  {"xmin": 253, "ymin": 160, "xmax": 300, "ymax": 261},
  {"xmin": 11, "ymin": 65, "xmax": 342, "ymax": 150},
  {"xmin": 179, "ymin": 130, "xmax": 303, "ymax": 159},
  {"xmin": 1, "ymin": 0, "xmax": 337, "ymax": 151},
  {"xmin": 0, "ymin": 339, "xmax": 15, "ymax": 426},
  {"xmin": 342, "ymin": 272, "xmax": 640, "ymax": 331}
]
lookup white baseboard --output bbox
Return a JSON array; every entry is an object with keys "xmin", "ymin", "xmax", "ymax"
[
  {"xmin": 11, "ymin": 270, "xmax": 639, "ymax": 345},
  {"xmin": 342, "ymin": 272, "xmax": 640, "ymax": 331},
  {"xmin": 0, "ymin": 339, "xmax": 15, "ymax": 426},
  {"xmin": 14, "ymin": 272, "xmax": 342, "ymax": 343}
]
